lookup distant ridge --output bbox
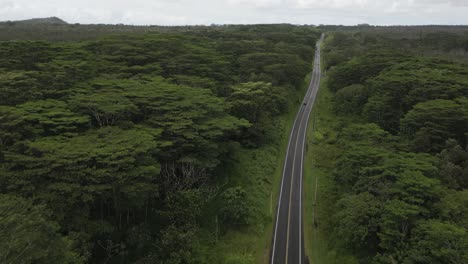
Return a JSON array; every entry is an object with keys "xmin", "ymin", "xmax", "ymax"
[{"xmin": 9, "ymin": 17, "xmax": 68, "ymax": 25}]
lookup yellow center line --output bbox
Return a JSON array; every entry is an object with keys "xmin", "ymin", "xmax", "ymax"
[
  {"xmin": 285, "ymin": 107, "xmax": 304, "ymax": 264},
  {"xmin": 280, "ymin": 35, "xmax": 323, "ymax": 264}
]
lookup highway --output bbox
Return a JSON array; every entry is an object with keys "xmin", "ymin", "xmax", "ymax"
[{"xmin": 270, "ymin": 33, "xmax": 324, "ymax": 264}]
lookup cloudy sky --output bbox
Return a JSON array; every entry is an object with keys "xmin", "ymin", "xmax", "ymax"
[{"xmin": 1, "ymin": 0, "xmax": 468, "ymax": 25}]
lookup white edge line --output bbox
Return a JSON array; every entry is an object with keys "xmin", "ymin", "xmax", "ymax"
[
  {"xmin": 298, "ymin": 48, "xmax": 320, "ymax": 264},
  {"xmin": 299, "ymin": 42, "xmax": 322, "ymax": 264},
  {"xmin": 271, "ymin": 37, "xmax": 322, "ymax": 264},
  {"xmin": 287, "ymin": 104, "xmax": 305, "ymax": 263},
  {"xmin": 271, "ymin": 94, "xmax": 302, "ymax": 264},
  {"xmin": 300, "ymin": 67, "xmax": 315, "ymax": 264}
]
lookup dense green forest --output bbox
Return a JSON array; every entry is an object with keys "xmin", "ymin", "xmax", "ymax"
[
  {"xmin": 0, "ymin": 24, "xmax": 320, "ymax": 263},
  {"xmin": 3, "ymin": 20, "xmax": 468, "ymax": 264},
  {"xmin": 311, "ymin": 30, "xmax": 468, "ymax": 263}
]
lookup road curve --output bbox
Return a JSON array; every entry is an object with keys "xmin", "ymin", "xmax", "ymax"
[{"xmin": 270, "ymin": 33, "xmax": 324, "ymax": 264}]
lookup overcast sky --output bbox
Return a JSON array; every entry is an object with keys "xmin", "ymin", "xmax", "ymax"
[{"xmin": 1, "ymin": 0, "xmax": 468, "ymax": 26}]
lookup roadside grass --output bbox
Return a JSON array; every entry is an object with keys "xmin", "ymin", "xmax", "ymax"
[
  {"xmin": 302, "ymin": 77, "xmax": 359, "ymax": 264},
  {"xmin": 196, "ymin": 73, "xmax": 312, "ymax": 264}
]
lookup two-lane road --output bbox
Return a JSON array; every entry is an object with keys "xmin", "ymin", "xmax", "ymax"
[{"xmin": 270, "ymin": 34, "xmax": 324, "ymax": 264}]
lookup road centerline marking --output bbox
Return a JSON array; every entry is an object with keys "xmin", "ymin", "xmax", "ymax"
[
  {"xmin": 270, "ymin": 34, "xmax": 324, "ymax": 264},
  {"xmin": 270, "ymin": 98, "xmax": 302, "ymax": 264},
  {"xmin": 284, "ymin": 107, "xmax": 304, "ymax": 264}
]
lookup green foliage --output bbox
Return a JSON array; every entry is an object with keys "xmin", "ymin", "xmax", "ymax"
[
  {"xmin": 321, "ymin": 31, "xmax": 468, "ymax": 263},
  {"xmin": 2, "ymin": 127, "xmax": 161, "ymax": 227},
  {"xmin": 0, "ymin": 99, "xmax": 89, "ymax": 139},
  {"xmin": 0, "ymin": 195, "xmax": 84, "ymax": 264},
  {"xmin": 239, "ymin": 53, "xmax": 309, "ymax": 87},
  {"xmin": 220, "ymin": 187, "xmax": 252, "ymax": 227},
  {"xmin": 333, "ymin": 144, "xmax": 390, "ymax": 188},
  {"xmin": 335, "ymin": 193, "xmax": 380, "ymax": 250},
  {"xmin": 0, "ymin": 70, "xmax": 41, "ymax": 105},
  {"xmin": 0, "ymin": 24, "xmax": 320, "ymax": 263},
  {"xmin": 0, "ymin": 41, "xmax": 53, "ymax": 70},
  {"xmin": 327, "ymin": 50, "xmax": 408, "ymax": 92},
  {"xmin": 37, "ymin": 58, "xmax": 95, "ymax": 97},
  {"xmin": 436, "ymin": 190, "xmax": 468, "ymax": 228},
  {"xmin": 168, "ymin": 74, "xmax": 218, "ymax": 93},
  {"xmin": 69, "ymin": 90, "xmax": 138, "ymax": 127},
  {"xmin": 377, "ymin": 199, "xmax": 420, "ymax": 257},
  {"xmin": 223, "ymin": 254, "xmax": 255, "ymax": 264},
  {"xmin": 363, "ymin": 61, "xmax": 468, "ymax": 133},
  {"xmin": 228, "ymin": 82, "xmax": 287, "ymax": 146},
  {"xmin": 333, "ymin": 84, "xmax": 368, "ymax": 114},
  {"xmin": 157, "ymin": 225, "xmax": 197, "ymax": 264},
  {"xmin": 404, "ymin": 220, "xmax": 468, "ymax": 264},
  {"xmin": 401, "ymin": 99, "xmax": 468, "ymax": 152},
  {"xmin": 339, "ymin": 123, "xmax": 395, "ymax": 145}
]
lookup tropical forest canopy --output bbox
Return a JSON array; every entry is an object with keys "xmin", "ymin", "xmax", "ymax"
[
  {"xmin": 318, "ymin": 29, "xmax": 468, "ymax": 263},
  {"xmin": 2, "ymin": 19, "xmax": 468, "ymax": 264},
  {"xmin": 0, "ymin": 23, "xmax": 320, "ymax": 263}
]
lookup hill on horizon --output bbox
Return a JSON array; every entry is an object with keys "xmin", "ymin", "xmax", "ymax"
[{"xmin": 5, "ymin": 16, "xmax": 68, "ymax": 25}]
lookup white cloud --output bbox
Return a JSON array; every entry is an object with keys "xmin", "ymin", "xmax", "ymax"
[
  {"xmin": 0, "ymin": 0, "xmax": 467, "ymax": 25},
  {"xmin": 228, "ymin": 0, "xmax": 283, "ymax": 8},
  {"xmin": 295, "ymin": 0, "xmax": 371, "ymax": 9}
]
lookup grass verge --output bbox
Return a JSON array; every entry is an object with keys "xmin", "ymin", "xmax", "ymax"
[{"xmin": 302, "ymin": 76, "xmax": 359, "ymax": 263}]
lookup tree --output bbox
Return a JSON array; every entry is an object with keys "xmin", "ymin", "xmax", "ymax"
[
  {"xmin": 339, "ymin": 123, "xmax": 395, "ymax": 146},
  {"xmin": 0, "ymin": 70, "xmax": 41, "ymax": 105},
  {"xmin": 436, "ymin": 190, "xmax": 468, "ymax": 229},
  {"xmin": 0, "ymin": 195, "xmax": 83, "ymax": 264},
  {"xmin": 36, "ymin": 59, "xmax": 95, "ymax": 98},
  {"xmin": 0, "ymin": 25, "xmax": 322, "ymax": 262},
  {"xmin": 400, "ymin": 99, "xmax": 468, "ymax": 152},
  {"xmin": 227, "ymin": 82, "xmax": 286, "ymax": 146},
  {"xmin": 238, "ymin": 53, "xmax": 309, "ymax": 87},
  {"xmin": 353, "ymin": 152, "xmax": 439, "ymax": 197},
  {"xmin": 2, "ymin": 127, "xmax": 161, "ymax": 232},
  {"xmin": 0, "ymin": 41, "xmax": 53, "ymax": 70},
  {"xmin": 327, "ymin": 50, "xmax": 408, "ymax": 92},
  {"xmin": 377, "ymin": 199, "xmax": 420, "ymax": 260},
  {"xmin": 69, "ymin": 89, "xmax": 137, "ymax": 127},
  {"xmin": 438, "ymin": 139, "xmax": 468, "ymax": 189},
  {"xmin": 335, "ymin": 193, "xmax": 381, "ymax": 252},
  {"xmin": 220, "ymin": 187, "xmax": 252, "ymax": 227},
  {"xmin": 404, "ymin": 220, "xmax": 468, "ymax": 264},
  {"xmin": 0, "ymin": 100, "xmax": 89, "ymax": 139},
  {"xmin": 121, "ymin": 77, "xmax": 249, "ymax": 166},
  {"xmin": 322, "ymin": 27, "xmax": 468, "ymax": 264},
  {"xmin": 362, "ymin": 58, "xmax": 468, "ymax": 132},
  {"xmin": 157, "ymin": 225, "xmax": 197, "ymax": 264},
  {"xmin": 334, "ymin": 84, "xmax": 368, "ymax": 114},
  {"xmin": 333, "ymin": 145, "xmax": 390, "ymax": 189}
]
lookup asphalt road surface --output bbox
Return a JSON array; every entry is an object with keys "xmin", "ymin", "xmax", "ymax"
[{"xmin": 270, "ymin": 34, "xmax": 324, "ymax": 264}]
